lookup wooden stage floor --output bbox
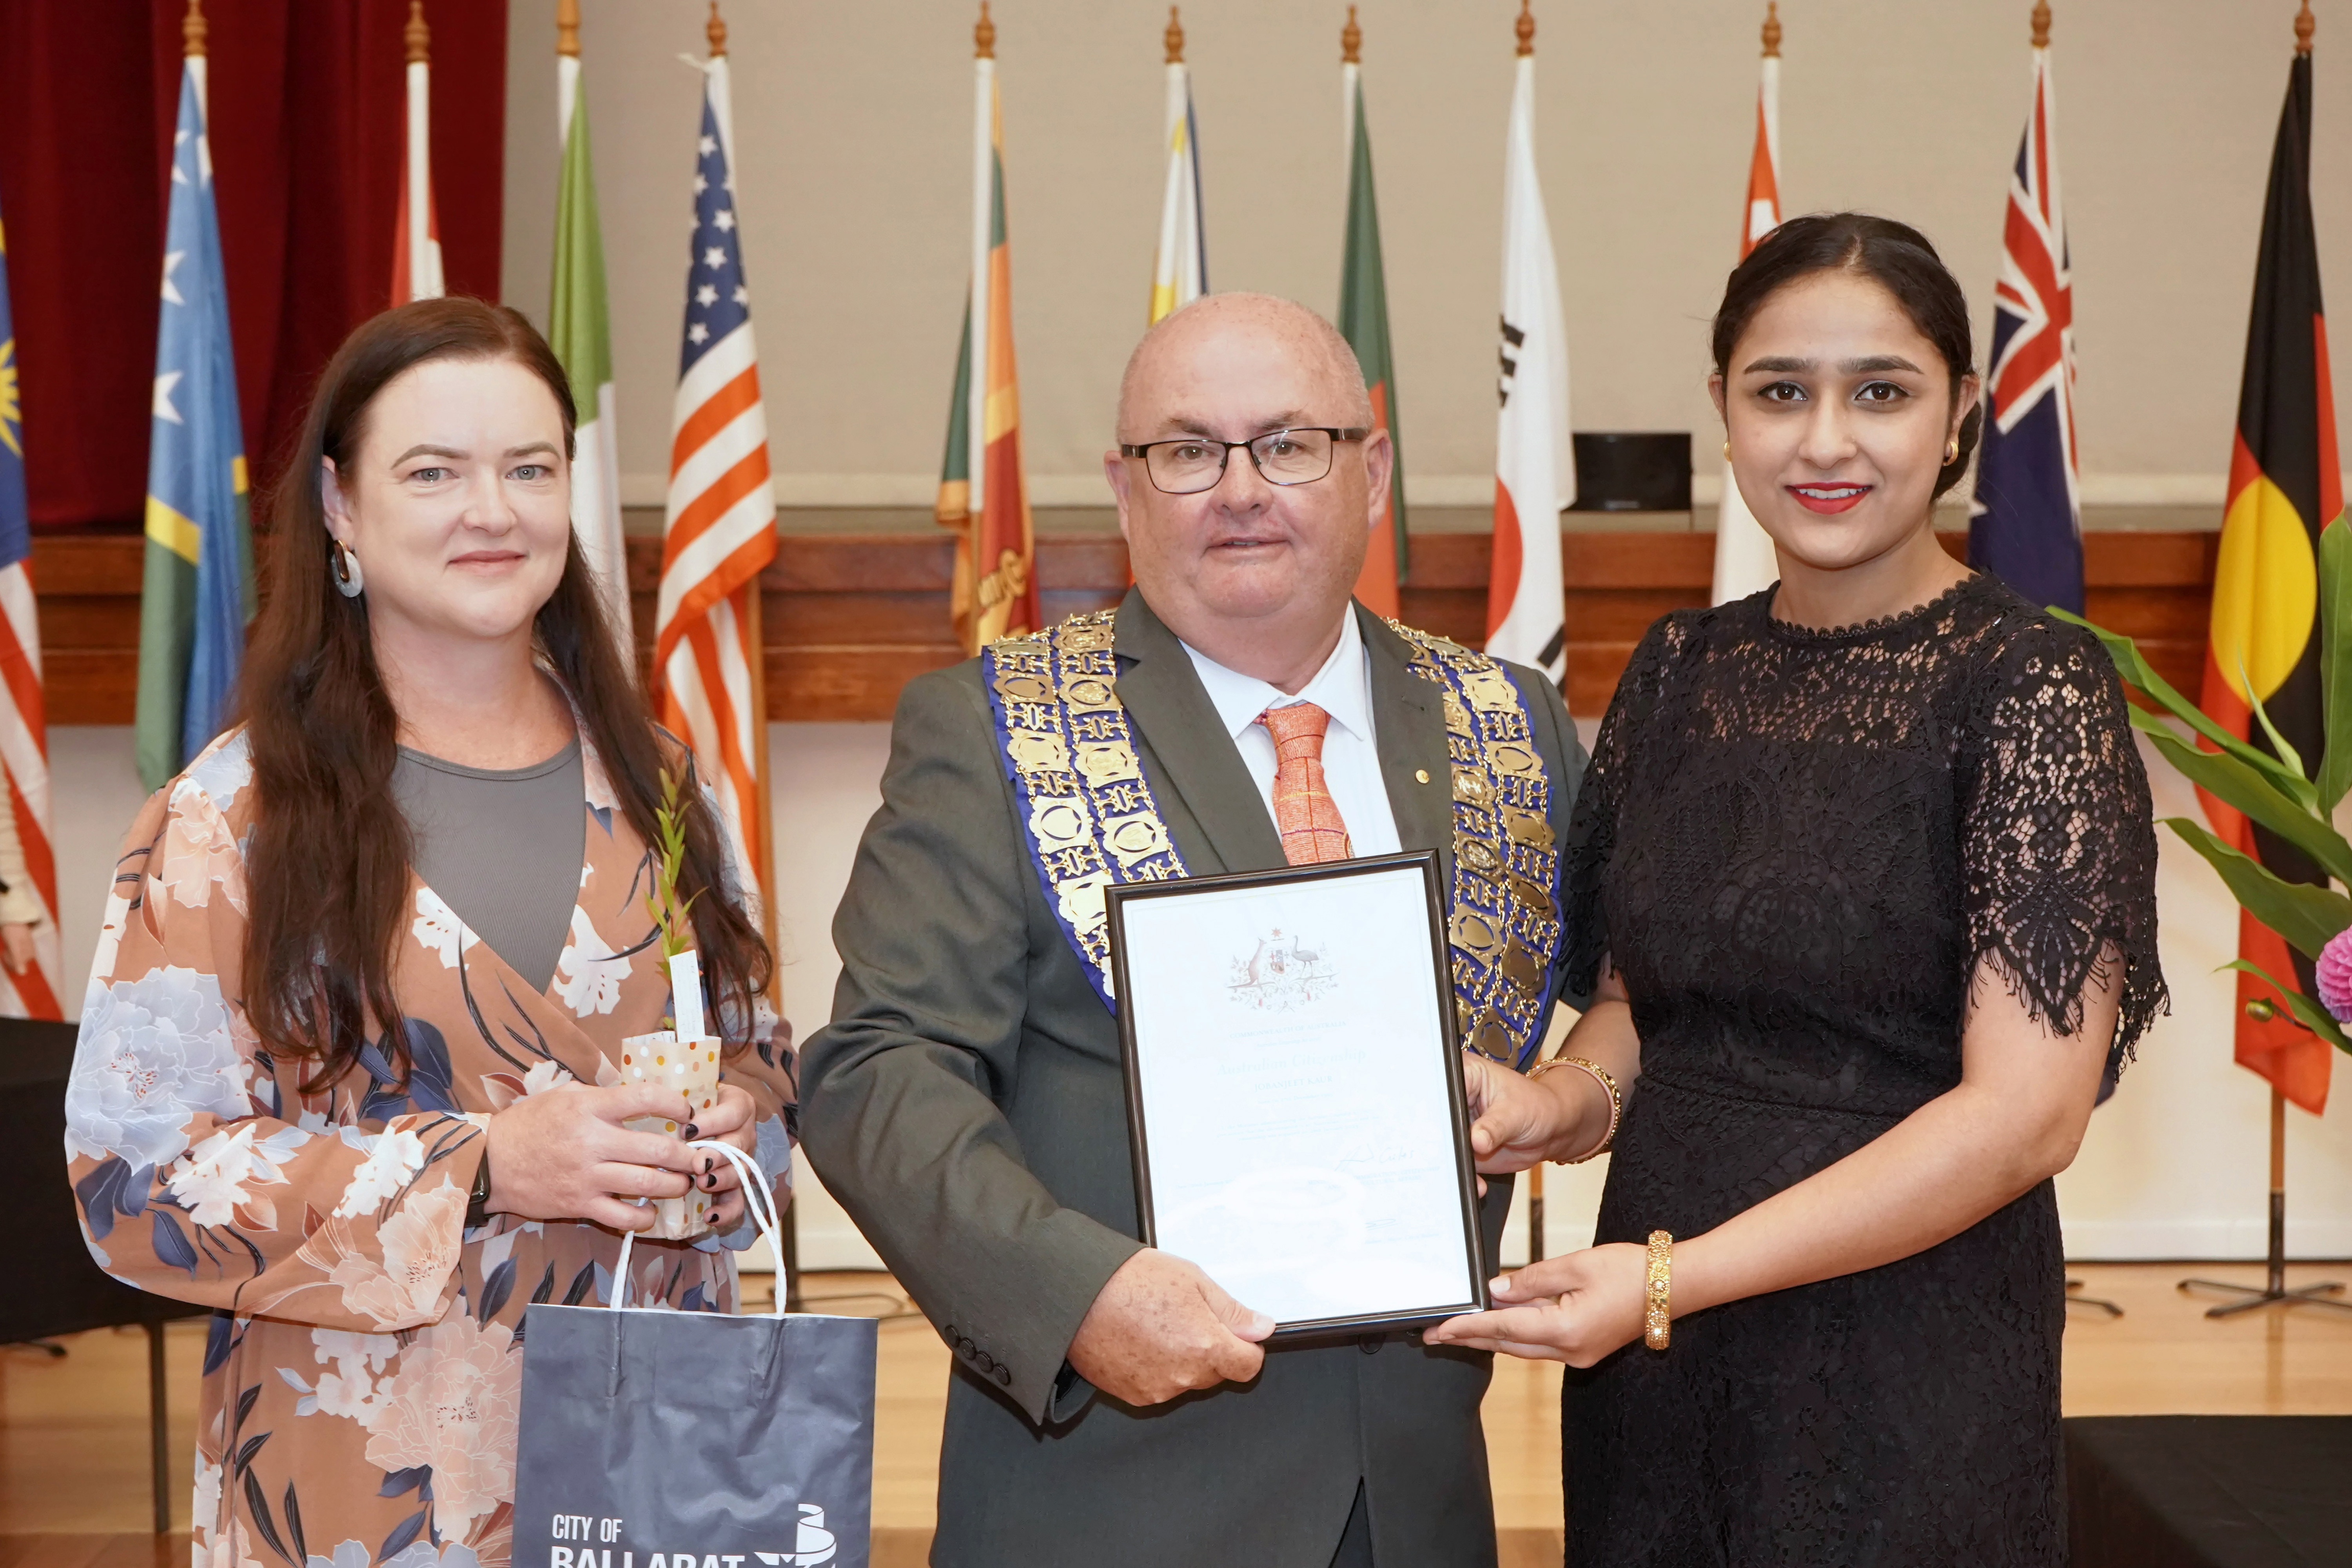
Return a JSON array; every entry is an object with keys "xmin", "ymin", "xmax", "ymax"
[{"xmin": 5, "ymin": 1263, "xmax": 2347, "ymax": 1568}]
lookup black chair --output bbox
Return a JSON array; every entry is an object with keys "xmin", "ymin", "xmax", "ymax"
[{"xmin": 1, "ymin": 1017, "xmax": 207, "ymax": 1535}]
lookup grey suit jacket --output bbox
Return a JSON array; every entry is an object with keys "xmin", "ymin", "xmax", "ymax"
[{"xmin": 799, "ymin": 591, "xmax": 1589, "ymax": 1568}]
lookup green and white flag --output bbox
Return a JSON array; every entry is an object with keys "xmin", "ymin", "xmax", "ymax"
[{"xmin": 551, "ymin": 42, "xmax": 629, "ymax": 645}]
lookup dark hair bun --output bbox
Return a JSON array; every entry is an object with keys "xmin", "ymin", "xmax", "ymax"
[{"xmin": 1712, "ymin": 212, "xmax": 1979, "ymax": 499}]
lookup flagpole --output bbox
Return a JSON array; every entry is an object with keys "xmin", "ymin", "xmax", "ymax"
[
  {"xmin": 1340, "ymin": 5, "xmax": 1359, "ymax": 168},
  {"xmin": 693, "ymin": 0, "xmax": 795, "ymax": 1313}
]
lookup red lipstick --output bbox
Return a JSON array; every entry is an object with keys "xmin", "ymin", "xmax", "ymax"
[{"xmin": 1785, "ymin": 484, "xmax": 1872, "ymax": 515}]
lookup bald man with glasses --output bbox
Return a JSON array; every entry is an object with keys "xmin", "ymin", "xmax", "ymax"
[{"xmin": 800, "ymin": 293, "xmax": 1589, "ymax": 1568}]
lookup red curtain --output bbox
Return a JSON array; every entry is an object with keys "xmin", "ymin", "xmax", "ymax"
[{"xmin": 0, "ymin": 0, "xmax": 508, "ymax": 530}]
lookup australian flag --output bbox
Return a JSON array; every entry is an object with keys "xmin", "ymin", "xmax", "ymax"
[{"xmin": 1970, "ymin": 45, "xmax": 2082, "ymax": 615}]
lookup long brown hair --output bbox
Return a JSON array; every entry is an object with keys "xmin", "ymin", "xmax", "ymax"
[{"xmin": 237, "ymin": 298, "xmax": 771, "ymax": 1091}]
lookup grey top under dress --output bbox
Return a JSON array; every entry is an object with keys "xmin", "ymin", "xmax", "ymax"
[{"xmin": 390, "ymin": 739, "xmax": 586, "ymax": 993}]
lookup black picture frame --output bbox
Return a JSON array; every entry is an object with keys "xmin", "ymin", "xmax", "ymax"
[{"xmin": 1104, "ymin": 849, "xmax": 1489, "ymax": 1341}]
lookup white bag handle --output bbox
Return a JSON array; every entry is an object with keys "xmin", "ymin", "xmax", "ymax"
[{"xmin": 611, "ymin": 1138, "xmax": 784, "ymax": 1318}]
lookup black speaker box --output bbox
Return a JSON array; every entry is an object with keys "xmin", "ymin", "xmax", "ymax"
[{"xmin": 1567, "ymin": 431, "xmax": 1692, "ymax": 512}]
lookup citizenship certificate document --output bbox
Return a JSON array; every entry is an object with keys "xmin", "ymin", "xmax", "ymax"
[{"xmin": 1109, "ymin": 854, "xmax": 1485, "ymax": 1334}]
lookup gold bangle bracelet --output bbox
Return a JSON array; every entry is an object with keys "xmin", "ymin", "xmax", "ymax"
[
  {"xmin": 1526, "ymin": 1054, "xmax": 1621, "ymax": 1163},
  {"xmin": 1644, "ymin": 1230, "xmax": 1674, "ymax": 1350}
]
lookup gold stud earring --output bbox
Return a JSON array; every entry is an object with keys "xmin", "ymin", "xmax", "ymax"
[
  {"xmin": 1722, "ymin": 439, "xmax": 1732, "ymax": 460},
  {"xmin": 1945, "ymin": 437, "xmax": 1960, "ymax": 465}
]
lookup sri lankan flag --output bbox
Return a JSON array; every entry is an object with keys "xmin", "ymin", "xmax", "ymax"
[
  {"xmin": 1339, "ymin": 29, "xmax": 1405, "ymax": 619},
  {"xmin": 2202, "ymin": 40, "xmax": 2339, "ymax": 1114},
  {"xmin": 936, "ymin": 13, "xmax": 1038, "ymax": 654}
]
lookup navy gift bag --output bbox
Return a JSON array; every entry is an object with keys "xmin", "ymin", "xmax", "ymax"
[{"xmin": 510, "ymin": 1142, "xmax": 878, "ymax": 1567}]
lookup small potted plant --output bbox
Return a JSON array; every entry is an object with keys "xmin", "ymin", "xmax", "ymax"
[{"xmin": 617, "ymin": 768, "xmax": 724, "ymax": 1238}]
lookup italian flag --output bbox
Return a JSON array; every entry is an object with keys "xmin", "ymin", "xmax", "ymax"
[
  {"xmin": 1339, "ymin": 44, "xmax": 1405, "ymax": 619},
  {"xmin": 550, "ymin": 29, "xmax": 630, "ymax": 644},
  {"xmin": 936, "ymin": 26, "xmax": 1038, "ymax": 653}
]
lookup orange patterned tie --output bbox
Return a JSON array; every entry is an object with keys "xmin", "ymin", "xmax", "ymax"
[{"xmin": 1257, "ymin": 702, "xmax": 1354, "ymax": 865}]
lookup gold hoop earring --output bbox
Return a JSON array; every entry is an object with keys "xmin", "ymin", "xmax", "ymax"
[{"xmin": 331, "ymin": 540, "xmax": 365, "ymax": 599}]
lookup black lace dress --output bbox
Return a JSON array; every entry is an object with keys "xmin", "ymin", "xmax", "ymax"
[{"xmin": 1559, "ymin": 573, "xmax": 2166, "ymax": 1567}]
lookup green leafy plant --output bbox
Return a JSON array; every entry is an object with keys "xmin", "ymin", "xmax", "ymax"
[
  {"xmin": 644, "ymin": 766, "xmax": 700, "ymax": 962},
  {"xmin": 2053, "ymin": 515, "xmax": 2352, "ymax": 1055}
]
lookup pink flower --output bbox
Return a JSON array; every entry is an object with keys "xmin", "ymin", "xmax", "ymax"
[
  {"xmin": 2316, "ymin": 926, "xmax": 2352, "ymax": 1023},
  {"xmin": 363, "ymin": 1312, "xmax": 521, "ymax": 1533},
  {"xmin": 159, "ymin": 796, "xmax": 248, "ymax": 915}
]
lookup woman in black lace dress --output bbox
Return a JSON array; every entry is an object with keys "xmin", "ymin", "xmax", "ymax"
[{"xmin": 1429, "ymin": 214, "xmax": 2167, "ymax": 1565}]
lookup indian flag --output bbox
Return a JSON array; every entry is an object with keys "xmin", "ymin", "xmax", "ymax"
[
  {"xmin": 936, "ymin": 4, "xmax": 1038, "ymax": 652},
  {"xmin": 550, "ymin": 2, "xmax": 630, "ymax": 644},
  {"xmin": 1339, "ymin": 12, "xmax": 1405, "ymax": 619}
]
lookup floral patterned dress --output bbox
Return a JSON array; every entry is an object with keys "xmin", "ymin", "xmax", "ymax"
[{"xmin": 64, "ymin": 728, "xmax": 796, "ymax": 1568}]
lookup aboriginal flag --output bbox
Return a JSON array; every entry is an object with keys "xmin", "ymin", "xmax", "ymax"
[{"xmin": 2201, "ymin": 44, "xmax": 2340, "ymax": 1114}]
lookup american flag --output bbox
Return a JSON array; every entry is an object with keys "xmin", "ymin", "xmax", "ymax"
[
  {"xmin": 0, "ymin": 202, "xmax": 62, "ymax": 1019},
  {"xmin": 655, "ymin": 55, "xmax": 776, "ymax": 901},
  {"xmin": 1969, "ymin": 38, "xmax": 2083, "ymax": 615}
]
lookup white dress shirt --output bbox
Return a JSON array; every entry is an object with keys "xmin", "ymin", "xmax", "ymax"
[{"xmin": 1180, "ymin": 610, "xmax": 1403, "ymax": 858}]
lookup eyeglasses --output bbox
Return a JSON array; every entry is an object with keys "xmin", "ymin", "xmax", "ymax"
[{"xmin": 1118, "ymin": 426, "xmax": 1372, "ymax": 495}]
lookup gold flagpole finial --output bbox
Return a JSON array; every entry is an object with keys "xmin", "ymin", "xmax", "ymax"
[
  {"xmin": 707, "ymin": 2, "xmax": 728, "ymax": 59},
  {"xmin": 404, "ymin": 1, "xmax": 430, "ymax": 65},
  {"xmin": 1515, "ymin": 0, "xmax": 1535, "ymax": 57},
  {"xmin": 1165, "ymin": 7, "xmax": 1185, "ymax": 65},
  {"xmin": 2030, "ymin": 2, "xmax": 2051, "ymax": 49},
  {"xmin": 182, "ymin": 0, "xmax": 208, "ymax": 58},
  {"xmin": 1762, "ymin": 2, "xmax": 1781, "ymax": 58},
  {"xmin": 556, "ymin": 0, "xmax": 579, "ymax": 58},
  {"xmin": 975, "ymin": 0, "xmax": 995, "ymax": 59},
  {"xmin": 1342, "ymin": 5, "xmax": 1361, "ymax": 64},
  {"xmin": 2296, "ymin": 0, "xmax": 2314, "ymax": 54}
]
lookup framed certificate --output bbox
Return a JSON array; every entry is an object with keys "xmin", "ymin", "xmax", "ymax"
[{"xmin": 1105, "ymin": 851, "xmax": 1488, "ymax": 1339}]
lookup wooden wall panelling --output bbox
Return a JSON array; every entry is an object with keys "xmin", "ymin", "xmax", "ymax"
[{"xmin": 35, "ymin": 529, "xmax": 2214, "ymax": 727}]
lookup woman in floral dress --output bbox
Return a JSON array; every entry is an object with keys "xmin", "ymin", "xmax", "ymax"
[{"xmin": 65, "ymin": 300, "xmax": 793, "ymax": 1568}]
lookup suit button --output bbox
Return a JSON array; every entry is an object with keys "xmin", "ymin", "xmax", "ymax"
[
  {"xmin": 994, "ymin": 1365, "xmax": 1013, "ymax": 1387},
  {"xmin": 975, "ymin": 1350, "xmax": 996, "ymax": 1372},
  {"xmin": 959, "ymin": 1338, "xmax": 978, "ymax": 1358},
  {"xmin": 942, "ymin": 1323, "xmax": 958, "ymax": 1342},
  {"xmin": 1357, "ymin": 1333, "xmax": 1384, "ymax": 1355}
]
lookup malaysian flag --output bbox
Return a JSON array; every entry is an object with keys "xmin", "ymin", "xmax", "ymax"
[
  {"xmin": 0, "ymin": 201, "xmax": 62, "ymax": 1019},
  {"xmin": 655, "ymin": 31, "xmax": 777, "ymax": 905},
  {"xmin": 1969, "ymin": 17, "xmax": 2082, "ymax": 615}
]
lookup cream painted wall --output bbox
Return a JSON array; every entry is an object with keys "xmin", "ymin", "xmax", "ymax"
[{"xmin": 501, "ymin": 0, "xmax": 2352, "ymax": 509}]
